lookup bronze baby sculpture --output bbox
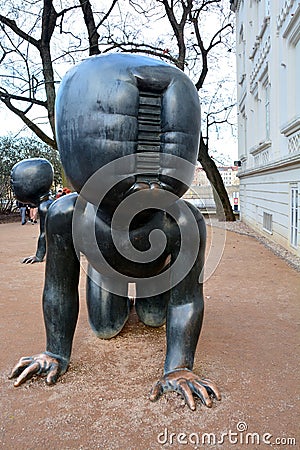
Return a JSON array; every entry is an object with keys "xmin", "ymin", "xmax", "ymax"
[
  {"xmin": 11, "ymin": 158, "xmax": 54, "ymax": 264},
  {"xmin": 9, "ymin": 53, "xmax": 221, "ymax": 410}
]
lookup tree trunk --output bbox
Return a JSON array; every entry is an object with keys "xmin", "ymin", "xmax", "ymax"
[
  {"xmin": 40, "ymin": 0, "xmax": 58, "ymax": 142},
  {"xmin": 79, "ymin": 0, "xmax": 100, "ymax": 56},
  {"xmin": 198, "ymin": 134, "xmax": 236, "ymax": 221}
]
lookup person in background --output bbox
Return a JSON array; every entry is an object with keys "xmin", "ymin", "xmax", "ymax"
[
  {"xmin": 29, "ymin": 206, "xmax": 38, "ymax": 224},
  {"xmin": 17, "ymin": 201, "xmax": 28, "ymax": 225},
  {"xmin": 56, "ymin": 188, "xmax": 63, "ymax": 199},
  {"xmin": 61, "ymin": 187, "xmax": 72, "ymax": 196}
]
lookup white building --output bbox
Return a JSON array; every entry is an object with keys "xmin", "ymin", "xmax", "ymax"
[{"xmin": 231, "ymin": 0, "xmax": 300, "ymax": 256}]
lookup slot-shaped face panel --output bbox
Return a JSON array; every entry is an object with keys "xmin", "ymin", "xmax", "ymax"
[{"xmin": 55, "ymin": 53, "xmax": 201, "ymax": 206}]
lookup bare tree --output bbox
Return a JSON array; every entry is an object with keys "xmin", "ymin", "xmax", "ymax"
[
  {"xmin": 0, "ymin": 0, "xmax": 119, "ymax": 148},
  {"xmin": 155, "ymin": 0, "xmax": 236, "ymax": 220},
  {"xmin": 0, "ymin": 0, "xmax": 236, "ymax": 220}
]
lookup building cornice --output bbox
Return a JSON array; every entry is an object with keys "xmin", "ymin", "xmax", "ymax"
[
  {"xmin": 258, "ymin": 16, "xmax": 270, "ymax": 40},
  {"xmin": 249, "ymin": 140, "xmax": 272, "ymax": 156},
  {"xmin": 277, "ymin": 0, "xmax": 296, "ymax": 33},
  {"xmin": 249, "ymin": 17, "xmax": 270, "ymax": 60},
  {"xmin": 250, "ymin": 36, "xmax": 271, "ymax": 89},
  {"xmin": 249, "ymin": 39, "xmax": 259, "ymax": 60},
  {"xmin": 238, "ymin": 89, "xmax": 247, "ymax": 110},
  {"xmin": 238, "ymin": 153, "xmax": 300, "ymax": 178},
  {"xmin": 282, "ymin": 3, "xmax": 300, "ymax": 45},
  {"xmin": 281, "ymin": 116, "xmax": 300, "ymax": 137}
]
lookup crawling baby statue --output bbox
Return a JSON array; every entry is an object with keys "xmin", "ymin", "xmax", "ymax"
[{"xmin": 9, "ymin": 53, "xmax": 221, "ymax": 410}]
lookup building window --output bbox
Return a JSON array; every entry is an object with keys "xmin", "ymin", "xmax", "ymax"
[
  {"xmin": 240, "ymin": 107, "xmax": 247, "ymax": 160},
  {"xmin": 263, "ymin": 211, "xmax": 272, "ymax": 234},
  {"xmin": 238, "ymin": 26, "xmax": 246, "ymax": 80},
  {"xmin": 290, "ymin": 186, "xmax": 299, "ymax": 248},
  {"xmin": 262, "ymin": 77, "xmax": 270, "ymax": 140}
]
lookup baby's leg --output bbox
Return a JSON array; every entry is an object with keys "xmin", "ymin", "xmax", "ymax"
[{"xmin": 86, "ymin": 264, "xmax": 130, "ymax": 339}]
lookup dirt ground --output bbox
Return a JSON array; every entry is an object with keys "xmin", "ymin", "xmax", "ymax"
[{"xmin": 0, "ymin": 220, "xmax": 299, "ymax": 449}]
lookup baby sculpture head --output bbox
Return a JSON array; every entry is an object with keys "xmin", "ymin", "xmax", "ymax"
[
  {"xmin": 55, "ymin": 53, "xmax": 201, "ymax": 210},
  {"xmin": 11, "ymin": 158, "xmax": 54, "ymax": 206}
]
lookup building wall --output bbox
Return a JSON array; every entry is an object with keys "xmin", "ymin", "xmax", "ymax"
[
  {"xmin": 232, "ymin": 0, "xmax": 300, "ymax": 256},
  {"xmin": 239, "ymin": 165, "xmax": 299, "ymax": 250}
]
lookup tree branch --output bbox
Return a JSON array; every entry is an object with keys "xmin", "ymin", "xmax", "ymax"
[
  {"xmin": 103, "ymin": 40, "xmax": 179, "ymax": 64},
  {"xmin": 96, "ymin": 0, "xmax": 119, "ymax": 30},
  {"xmin": 0, "ymin": 95, "xmax": 56, "ymax": 148},
  {"xmin": 206, "ymin": 103, "xmax": 236, "ymax": 121},
  {"xmin": 0, "ymin": 14, "xmax": 40, "ymax": 49},
  {"xmin": 207, "ymin": 23, "xmax": 233, "ymax": 52},
  {"xmin": 0, "ymin": 89, "xmax": 47, "ymax": 107},
  {"xmin": 192, "ymin": 17, "xmax": 208, "ymax": 90}
]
